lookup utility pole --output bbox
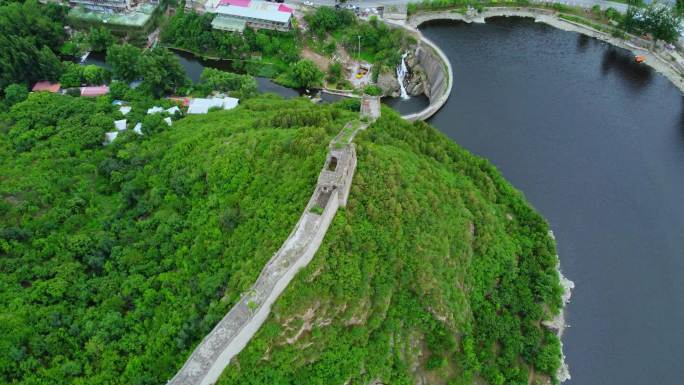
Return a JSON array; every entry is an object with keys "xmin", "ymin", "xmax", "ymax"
[{"xmin": 357, "ymin": 35, "xmax": 361, "ymax": 59}]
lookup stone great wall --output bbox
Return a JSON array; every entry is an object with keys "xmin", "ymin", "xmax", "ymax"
[{"xmin": 168, "ymin": 99, "xmax": 378, "ymax": 385}]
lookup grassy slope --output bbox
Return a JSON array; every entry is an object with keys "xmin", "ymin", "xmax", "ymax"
[
  {"xmin": 219, "ymin": 109, "xmax": 563, "ymax": 385},
  {"xmin": 0, "ymin": 94, "xmax": 352, "ymax": 384}
]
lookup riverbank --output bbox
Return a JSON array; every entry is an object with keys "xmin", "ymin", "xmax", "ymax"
[{"xmin": 408, "ymin": 7, "xmax": 684, "ymax": 94}]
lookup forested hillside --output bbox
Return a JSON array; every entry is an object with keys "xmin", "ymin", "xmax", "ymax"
[
  {"xmin": 0, "ymin": 93, "xmax": 354, "ymax": 384},
  {"xmin": 219, "ymin": 109, "xmax": 564, "ymax": 385},
  {"xmin": 0, "ymin": 93, "xmax": 562, "ymax": 385}
]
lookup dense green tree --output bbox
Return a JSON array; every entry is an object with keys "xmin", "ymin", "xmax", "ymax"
[
  {"xmin": 106, "ymin": 44, "xmax": 142, "ymax": 82},
  {"xmin": 60, "ymin": 62, "xmax": 85, "ymax": 88},
  {"xmin": 83, "ymin": 64, "xmax": 111, "ymax": 85},
  {"xmin": 109, "ymin": 80, "xmax": 130, "ymax": 100},
  {"xmin": 3, "ymin": 83, "xmax": 28, "ymax": 106},
  {"xmin": 196, "ymin": 68, "xmax": 257, "ymax": 98},
  {"xmin": 291, "ymin": 59, "xmax": 324, "ymax": 88},
  {"xmin": 217, "ymin": 105, "xmax": 563, "ymax": 385},
  {"xmin": 137, "ymin": 48, "xmax": 189, "ymax": 96},
  {"xmin": 88, "ymin": 26, "xmax": 115, "ymax": 52},
  {"xmin": 0, "ymin": 93, "xmax": 355, "ymax": 384},
  {"xmin": 304, "ymin": 7, "xmax": 355, "ymax": 37},
  {"xmin": 622, "ymin": 2, "xmax": 683, "ymax": 43},
  {"xmin": 0, "ymin": 0, "xmax": 66, "ymax": 89}
]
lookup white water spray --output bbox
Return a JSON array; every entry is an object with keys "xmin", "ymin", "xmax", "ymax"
[
  {"xmin": 80, "ymin": 51, "xmax": 91, "ymax": 64},
  {"xmin": 397, "ymin": 52, "xmax": 410, "ymax": 100}
]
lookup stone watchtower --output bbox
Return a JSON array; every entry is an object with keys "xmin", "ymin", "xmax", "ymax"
[
  {"xmin": 360, "ymin": 95, "xmax": 381, "ymax": 121},
  {"xmin": 316, "ymin": 144, "xmax": 357, "ymax": 208}
]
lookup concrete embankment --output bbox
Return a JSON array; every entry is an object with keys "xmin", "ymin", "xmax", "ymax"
[
  {"xmin": 409, "ymin": 7, "xmax": 684, "ymax": 94},
  {"xmin": 168, "ymin": 116, "xmax": 371, "ymax": 385},
  {"xmin": 384, "ymin": 19, "xmax": 454, "ymax": 122}
]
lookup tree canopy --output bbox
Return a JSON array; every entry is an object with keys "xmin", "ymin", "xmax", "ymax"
[
  {"xmin": 622, "ymin": 2, "xmax": 683, "ymax": 43},
  {"xmin": 0, "ymin": 0, "xmax": 66, "ymax": 90},
  {"xmin": 0, "ymin": 93, "xmax": 356, "ymax": 385}
]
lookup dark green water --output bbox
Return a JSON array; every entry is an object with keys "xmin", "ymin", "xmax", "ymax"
[{"xmin": 422, "ymin": 17, "xmax": 684, "ymax": 385}]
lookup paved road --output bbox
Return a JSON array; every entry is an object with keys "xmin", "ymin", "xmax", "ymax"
[{"xmin": 297, "ymin": 0, "xmax": 630, "ymax": 13}]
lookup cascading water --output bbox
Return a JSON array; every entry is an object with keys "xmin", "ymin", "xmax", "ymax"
[
  {"xmin": 80, "ymin": 51, "xmax": 91, "ymax": 64},
  {"xmin": 397, "ymin": 52, "xmax": 410, "ymax": 100}
]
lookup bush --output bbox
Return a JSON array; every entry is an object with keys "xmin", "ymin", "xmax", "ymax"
[
  {"xmin": 363, "ymin": 84, "xmax": 382, "ymax": 96},
  {"xmin": 109, "ymin": 81, "xmax": 130, "ymax": 100},
  {"xmin": 106, "ymin": 44, "xmax": 142, "ymax": 82},
  {"xmin": 3, "ymin": 83, "xmax": 29, "ymax": 106},
  {"xmin": 196, "ymin": 68, "xmax": 257, "ymax": 99},
  {"xmin": 291, "ymin": 59, "xmax": 324, "ymax": 88},
  {"xmin": 326, "ymin": 62, "xmax": 343, "ymax": 85},
  {"xmin": 60, "ymin": 63, "xmax": 84, "ymax": 88},
  {"xmin": 88, "ymin": 27, "xmax": 114, "ymax": 52},
  {"xmin": 65, "ymin": 87, "xmax": 81, "ymax": 97},
  {"xmin": 621, "ymin": 3, "xmax": 683, "ymax": 43},
  {"xmin": 336, "ymin": 97, "xmax": 360, "ymax": 111}
]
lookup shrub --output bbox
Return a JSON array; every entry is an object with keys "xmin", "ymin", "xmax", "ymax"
[
  {"xmin": 3, "ymin": 83, "xmax": 29, "ymax": 106},
  {"xmin": 363, "ymin": 85, "xmax": 382, "ymax": 96}
]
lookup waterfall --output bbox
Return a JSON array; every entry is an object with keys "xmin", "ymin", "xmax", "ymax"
[
  {"xmin": 397, "ymin": 52, "xmax": 410, "ymax": 100},
  {"xmin": 80, "ymin": 51, "xmax": 91, "ymax": 64}
]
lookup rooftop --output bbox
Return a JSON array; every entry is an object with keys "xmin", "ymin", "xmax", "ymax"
[
  {"xmin": 32, "ymin": 81, "xmax": 60, "ymax": 93},
  {"xmin": 187, "ymin": 97, "xmax": 239, "ymax": 114},
  {"xmin": 80, "ymin": 86, "xmax": 110, "ymax": 97},
  {"xmin": 68, "ymin": 4, "xmax": 157, "ymax": 27},
  {"xmin": 211, "ymin": 16, "xmax": 247, "ymax": 32},
  {"xmin": 214, "ymin": 0, "xmax": 293, "ymax": 24}
]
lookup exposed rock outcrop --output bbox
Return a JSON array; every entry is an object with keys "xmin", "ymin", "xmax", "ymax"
[
  {"xmin": 377, "ymin": 69, "xmax": 400, "ymax": 97},
  {"xmin": 404, "ymin": 51, "xmax": 423, "ymax": 96}
]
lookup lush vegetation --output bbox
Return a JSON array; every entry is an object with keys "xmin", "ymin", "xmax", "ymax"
[
  {"xmin": 161, "ymin": 9, "xmax": 301, "ymax": 77},
  {"xmin": 304, "ymin": 8, "xmax": 415, "ymax": 79},
  {"xmin": 0, "ymin": 6, "xmax": 564, "ymax": 381},
  {"xmin": 363, "ymin": 84, "xmax": 383, "ymax": 96},
  {"xmin": 0, "ymin": 93, "xmax": 356, "ymax": 384},
  {"xmin": 0, "ymin": 0, "xmax": 66, "ymax": 92},
  {"xmin": 218, "ymin": 108, "xmax": 563, "ymax": 385},
  {"xmin": 622, "ymin": 2, "xmax": 683, "ymax": 43},
  {"xmin": 276, "ymin": 59, "xmax": 325, "ymax": 89}
]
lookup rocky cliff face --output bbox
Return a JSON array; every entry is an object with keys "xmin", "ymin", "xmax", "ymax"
[
  {"xmin": 377, "ymin": 69, "xmax": 400, "ymax": 97},
  {"xmin": 404, "ymin": 51, "xmax": 427, "ymax": 97},
  {"xmin": 376, "ymin": 49, "xmax": 433, "ymax": 99}
]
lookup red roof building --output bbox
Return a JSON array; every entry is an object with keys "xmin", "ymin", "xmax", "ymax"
[
  {"xmin": 277, "ymin": 4, "xmax": 293, "ymax": 13},
  {"xmin": 32, "ymin": 81, "xmax": 61, "ymax": 93}
]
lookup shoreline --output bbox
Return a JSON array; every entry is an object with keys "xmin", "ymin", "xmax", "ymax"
[
  {"xmin": 545, "ymin": 230, "xmax": 575, "ymax": 383},
  {"xmin": 408, "ymin": 7, "xmax": 684, "ymax": 94}
]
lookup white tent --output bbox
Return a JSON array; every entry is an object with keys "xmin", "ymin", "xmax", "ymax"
[
  {"xmin": 147, "ymin": 106, "xmax": 164, "ymax": 114},
  {"xmin": 119, "ymin": 106, "xmax": 132, "ymax": 115},
  {"xmin": 114, "ymin": 119, "xmax": 127, "ymax": 131},
  {"xmin": 166, "ymin": 106, "xmax": 181, "ymax": 115},
  {"xmin": 187, "ymin": 97, "xmax": 239, "ymax": 114},
  {"xmin": 222, "ymin": 97, "xmax": 239, "ymax": 110},
  {"xmin": 164, "ymin": 117, "xmax": 173, "ymax": 127},
  {"xmin": 104, "ymin": 131, "xmax": 118, "ymax": 145},
  {"xmin": 133, "ymin": 122, "xmax": 143, "ymax": 135}
]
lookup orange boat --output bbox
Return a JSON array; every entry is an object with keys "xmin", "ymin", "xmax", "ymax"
[{"xmin": 635, "ymin": 55, "xmax": 646, "ymax": 63}]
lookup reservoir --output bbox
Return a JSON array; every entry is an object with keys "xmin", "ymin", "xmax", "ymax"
[{"xmin": 421, "ymin": 17, "xmax": 684, "ymax": 385}]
